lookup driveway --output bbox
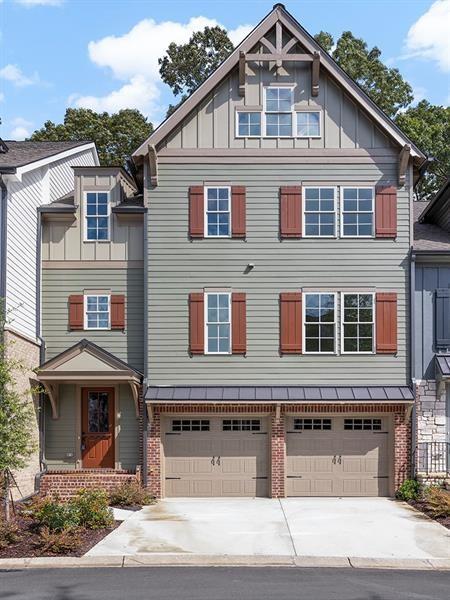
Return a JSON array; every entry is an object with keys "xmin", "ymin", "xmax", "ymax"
[{"xmin": 87, "ymin": 498, "xmax": 450, "ymax": 559}]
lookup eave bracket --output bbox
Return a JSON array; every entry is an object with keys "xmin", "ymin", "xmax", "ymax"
[
  {"xmin": 148, "ymin": 144, "xmax": 158, "ymax": 187},
  {"xmin": 398, "ymin": 144, "xmax": 410, "ymax": 187}
]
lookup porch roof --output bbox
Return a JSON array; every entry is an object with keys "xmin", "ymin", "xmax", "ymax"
[{"xmin": 436, "ymin": 355, "xmax": 450, "ymax": 378}]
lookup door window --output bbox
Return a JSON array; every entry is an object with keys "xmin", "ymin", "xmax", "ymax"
[{"xmin": 87, "ymin": 391, "xmax": 109, "ymax": 432}]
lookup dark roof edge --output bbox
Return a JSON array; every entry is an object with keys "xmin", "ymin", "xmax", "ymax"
[
  {"xmin": 419, "ymin": 178, "xmax": 450, "ymax": 223},
  {"xmin": 38, "ymin": 205, "xmax": 76, "ymax": 214}
]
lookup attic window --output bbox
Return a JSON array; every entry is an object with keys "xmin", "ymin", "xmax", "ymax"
[
  {"xmin": 85, "ymin": 192, "xmax": 110, "ymax": 241},
  {"xmin": 264, "ymin": 87, "xmax": 293, "ymax": 137}
]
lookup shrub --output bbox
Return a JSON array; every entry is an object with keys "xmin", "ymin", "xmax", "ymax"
[
  {"xmin": 35, "ymin": 526, "xmax": 82, "ymax": 554},
  {"xmin": 32, "ymin": 497, "xmax": 80, "ymax": 532},
  {"xmin": 0, "ymin": 519, "xmax": 20, "ymax": 548},
  {"xmin": 424, "ymin": 486, "xmax": 450, "ymax": 518},
  {"xmin": 396, "ymin": 479, "xmax": 422, "ymax": 501},
  {"xmin": 109, "ymin": 481, "xmax": 154, "ymax": 507},
  {"xmin": 71, "ymin": 489, "xmax": 114, "ymax": 529}
]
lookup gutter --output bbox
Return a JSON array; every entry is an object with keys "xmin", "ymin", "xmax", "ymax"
[{"xmin": 142, "ymin": 165, "xmax": 149, "ymax": 488}]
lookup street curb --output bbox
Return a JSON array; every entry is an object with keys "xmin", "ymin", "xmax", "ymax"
[{"xmin": 0, "ymin": 555, "xmax": 450, "ymax": 570}]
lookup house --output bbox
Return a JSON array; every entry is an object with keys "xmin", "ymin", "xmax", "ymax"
[
  {"xmin": 37, "ymin": 3, "xmax": 427, "ymax": 499},
  {"xmin": 412, "ymin": 179, "xmax": 450, "ymax": 485},
  {"xmin": 0, "ymin": 139, "xmax": 98, "ymax": 497}
]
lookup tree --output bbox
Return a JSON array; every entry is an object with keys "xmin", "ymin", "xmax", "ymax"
[
  {"xmin": 30, "ymin": 108, "xmax": 153, "ymax": 166},
  {"xmin": 314, "ymin": 31, "xmax": 413, "ymax": 118},
  {"xmin": 396, "ymin": 101, "xmax": 450, "ymax": 200}
]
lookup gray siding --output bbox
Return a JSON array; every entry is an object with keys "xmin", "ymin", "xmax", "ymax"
[
  {"xmin": 146, "ymin": 160, "xmax": 410, "ymax": 385},
  {"xmin": 118, "ymin": 384, "xmax": 140, "ymax": 470},
  {"xmin": 414, "ymin": 262, "xmax": 450, "ymax": 379},
  {"xmin": 42, "ymin": 268, "xmax": 144, "ymax": 372},
  {"xmin": 45, "ymin": 384, "xmax": 77, "ymax": 469}
]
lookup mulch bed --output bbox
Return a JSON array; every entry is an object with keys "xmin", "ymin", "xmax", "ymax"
[{"xmin": 407, "ymin": 498, "xmax": 450, "ymax": 529}]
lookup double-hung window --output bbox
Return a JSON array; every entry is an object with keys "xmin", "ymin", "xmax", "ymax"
[
  {"xmin": 264, "ymin": 87, "xmax": 293, "ymax": 136},
  {"xmin": 342, "ymin": 293, "xmax": 374, "ymax": 353},
  {"xmin": 296, "ymin": 111, "xmax": 321, "ymax": 137},
  {"xmin": 205, "ymin": 293, "xmax": 231, "ymax": 354},
  {"xmin": 85, "ymin": 192, "xmax": 109, "ymax": 241},
  {"xmin": 84, "ymin": 295, "xmax": 110, "ymax": 330},
  {"xmin": 304, "ymin": 293, "xmax": 336, "ymax": 353},
  {"xmin": 205, "ymin": 187, "xmax": 231, "ymax": 237},
  {"xmin": 237, "ymin": 112, "xmax": 261, "ymax": 137},
  {"xmin": 341, "ymin": 187, "xmax": 374, "ymax": 237},
  {"xmin": 304, "ymin": 187, "xmax": 336, "ymax": 237}
]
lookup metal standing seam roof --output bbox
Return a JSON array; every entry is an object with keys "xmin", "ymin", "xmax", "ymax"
[
  {"xmin": 436, "ymin": 355, "xmax": 450, "ymax": 377},
  {"xmin": 145, "ymin": 386, "xmax": 414, "ymax": 402}
]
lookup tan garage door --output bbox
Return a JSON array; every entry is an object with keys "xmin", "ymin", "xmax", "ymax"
[
  {"xmin": 163, "ymin": 416, "xmax": 269, "ymax": 497},
  {"xmin": 286, "ymin": 416, "xmax": 391, "ymax": 497}
]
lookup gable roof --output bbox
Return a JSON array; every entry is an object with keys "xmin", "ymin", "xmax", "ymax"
[
  {"xmin": 418, "ymin": 178, "xmax": 450, "ymax": 223},
  {"xmin": 0, "ymin": 140, "xmax": 97, "ymax": 172},
  {"xmin": 413, "ymin": 198, "xmax": 450, "ymax": 252},
  {"xmin": 133, "ymin": 3, "xmax": 426, "ymax": 161}
]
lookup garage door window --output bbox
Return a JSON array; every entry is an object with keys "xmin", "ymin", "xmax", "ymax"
[
  {"xmin": 223, "ymin": 419, "xmax": 261, "ymax": 431},
  {"xmin": 172, "ymin": 419, "xmax": 210, "ymax": 432},
  {"xmin": 294, "ymin": 418, "xmax": 332, "ymax": 430},
  {"xmin": 344, "ymin": 418, "xmax": 382, "ymax": 431}
]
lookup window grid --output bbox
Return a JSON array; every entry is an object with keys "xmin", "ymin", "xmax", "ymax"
[
  {"xmin": 342, "ymin": 293, "xmax": 375, "ymax": 353},
  {"xmin": 172, "ymin": 419, "xmax": 210, "ymax": 432},
  {"xmin": 205, "ymin": 293, "xmax": 231, "ymax": 354},
  {"xmin": 341, "ymin": 187, "xmax": 374, "ymax": 237},
  {"xmin": 304, "ymin": 187, "xmax": 336, "ymax": 237},
  {"xmin": 223, "ymin": 419, "xmax": 261, "ymax": 431},
  {"xmin": 237, "ymin": 112, "xmax": 261, "ymax": 137},
  {"xmin": 85, "ymin": 295, "xmax": 110, "ymax": 330},
  {"xmin": 205, "ymin": 187, "xmax": 231, "ymax": 238},
  {"xmin": 296, "ymin": 111, "xmax": 321, "ymax": 137},
  {"xmin": 304, "ymin": 293, "xmax": 336, "ymax": 353},
  {"xmin": 85, "ymin": 192, "xmax": 109, "ymax": 241},
  {"xmin": 344, "ymin": 418, "xmax": 382, "ymax": 431},
  {"xmin": 264, "ymin": 87, "xmax": 293, "ymax": 137},
  {"xmin": 294, "ymin": 418, "xmax": 332, "ymax": 431}
]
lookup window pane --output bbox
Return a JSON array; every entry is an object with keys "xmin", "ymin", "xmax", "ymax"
[{"xmin": 208, "ymin": 338, "xmax": 218, "ymax": 353}]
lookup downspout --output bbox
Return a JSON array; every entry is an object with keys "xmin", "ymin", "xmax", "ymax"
[
  {"xmin": 410, "ymin": 250, "xmax": 417, "ymax": 477},
  {"xmin": 142, "ymin": 162, "xmax": 149, "ymax": 488},
  {"xmin": 0, "ymin": 175, "xmax": 7, "ymax": 321}
]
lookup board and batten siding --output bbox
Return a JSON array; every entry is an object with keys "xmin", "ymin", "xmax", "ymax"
[
  {"xmin": 41, "ymin": 268, "xmax": 144, "ymax": 372},
  {"xmin": 146, "ymin": 160, "xmax": 410, "ymax": 385}
]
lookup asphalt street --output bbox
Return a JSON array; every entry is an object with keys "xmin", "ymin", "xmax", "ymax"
[{"xmin": 0, "ymin": 567, "xmax": 449, "ymax": 600}]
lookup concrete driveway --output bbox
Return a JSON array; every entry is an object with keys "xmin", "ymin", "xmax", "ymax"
[{"xmin": 87, "ymin": 498, "xmax": 450, "ymax": 559}]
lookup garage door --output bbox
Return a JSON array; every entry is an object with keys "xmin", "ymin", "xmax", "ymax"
[
  {"xmin": 163, "ymin": 416, "xmax": 269, "ymax": 497},
  {"xmin": 286, "ymin": 416, "xmax": 391, "ymax": 497}
]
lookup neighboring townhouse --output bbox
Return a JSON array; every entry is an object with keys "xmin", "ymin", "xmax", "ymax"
[
  {"xmin": 412, "ymin": 179, "xmax": 450, "ymax": 485},
  {"xmin": 0, "ymin": 139, "xmax": 98, "ymax": 497}
]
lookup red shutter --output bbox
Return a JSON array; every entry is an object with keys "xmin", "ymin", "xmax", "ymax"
[
  {"xmin": 232, "ymin": 292, "xmax": 246, "ymax": 354},
  {"xmin": 231, "ymin": 186, "xmax": 246, "ymax": 238},
  {"xmin": 280, "ymin": 186, "xmax": 302, "ymax": 238},
  {"xmin": 189, "ymin": 292, "xmax": 204, "ymax": 354},
  {"xmin": 280, "ymin": 292, "xmax": 302, "ymax": 353},
  {"xmin": 68, "ymin": 295, "xmax": 84, "ymax": 330},
  {"xmin": 376, "ymin": 292, "xmax": 397, "ymax": 353},
  {"xmin": 375, "ymin": 186, "xmax": 397, "ymax": 238},
  {"xmin": 189, "ymin": 186, "xmax": 204, "ymax": 238},
  {"xmin": 111, "ymin": 295, "xmax": 125, "ymax": 330}
]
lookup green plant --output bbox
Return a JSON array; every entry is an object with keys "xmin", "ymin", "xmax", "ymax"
[
  {"xmin": 35, "ymin": 526, "xmax": 81, "ymax": 554},
  {"xmin": 396, "ymin": 479, "xmax": 422, "ymax": 501},
  {"xmin": 32, "ymin": 497, "xmax": 80, "ymax": 532},
  {"xmin": 0, "ymin": 518, "xmax": 20, "ymax": 548},
  {"xmin": 71, "ymin": 489, "xmax": 113, "ymax": 529},
  {"xmin": 424, "ymin": 486, "xmax": 450, "ymax": 518},
  {"xmin": 109, "ymin": 481, "xmax": 155, "ymax": 507}
]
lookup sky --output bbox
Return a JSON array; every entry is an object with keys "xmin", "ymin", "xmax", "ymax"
[{"xmin": 0, "ymin": 0, "xmax": 449, "ymax": 140}]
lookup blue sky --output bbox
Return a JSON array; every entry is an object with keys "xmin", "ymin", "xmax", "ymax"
[{"xmin": 1, "ymin": 0, "xmax": 449, "ymax": 139}]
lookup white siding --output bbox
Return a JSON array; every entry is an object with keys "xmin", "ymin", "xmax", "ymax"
[{"xmin": 49, "ymin": 149, "xmax": 96, "ymax": 202}]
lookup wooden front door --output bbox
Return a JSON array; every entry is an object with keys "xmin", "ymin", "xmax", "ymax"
[{"xmin": 81, "ymin": 388, "xmax": 115, "ymax": 468}]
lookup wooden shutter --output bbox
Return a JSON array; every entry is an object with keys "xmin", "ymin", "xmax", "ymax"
[
  {"xmin": 375, "ymin": 186, "xmax": 397, "ymax": 238},
  {"xmin": 376, "ymin": 292, "xmax": 397, "ymax": 353},
  {"xmin": 280, "ymin": 186, "xmax": 302, "ymax": 238},
  {"xmin": 189, "ymin": 186, "xmax": 204, "ymax": 238},
  {"xmin": 435, "ymin": 288, "xmax": 450, "ymax": 349},
  {"xmin": 68, "ymin": 295, "xmax": 84, "ymax": 330},
  {"xmin": 189, "ymin": 292, "xmax": 204, "ymax": 354},
  {"xmin": 232, "ymin": 293, "xmax": 246, "ymax": 354},
  {"xmin": 280, "ymin": 292, "xmax": 302, "ymax": 353},
  {"xmin": 111, "ymin": 295, "xmax": 125, "ymax": 330},
  {"xmin": 231, "ymin": 186, "xmax": 246, "ymax": 238}
]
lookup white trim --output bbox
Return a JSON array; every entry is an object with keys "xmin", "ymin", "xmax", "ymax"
[
  {"xmin": 204, "ymin": 186, "xmax": 232, "ymax": 238},
  {"xmin": 340, "ymin": 185, "xmax": 375, "ymax": 239},
  {"xmin": 263, "ymin": 85, "xmax": 295, "ymax": 138},
  {"xmin": 340, "ymin": 292, "xmax": 375, "ymax": 355},
  {"xmin": 302, "ymin": 292, "xmax": 337, "ymax": 355},
  {"xmin": 83, "ymin": 190, "xmax": 111, "ymax": 242},
  {"xmin": 302, "ymin": 185, "xmax": 337, "ymax": 238},
  {"xmin": 235, "ymin": 110, "xmax": 262, "ymax": 138},
  {"xmin": 295, "ymin": 109, "xmax": 322, "ymax": 139},
  {"xmin": 83, "ymin": 294, "xmax": 111, "ymax": 331},
  {"xmin": 204, "ymin": 291, "xmax": 232, "ymax": 355}
]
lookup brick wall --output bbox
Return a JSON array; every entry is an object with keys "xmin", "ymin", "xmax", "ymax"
[
  {"xmin": 270, "ymin": 412, "xmax": 285, "ymax": 498},
  {"xmin": 40, "ymin": 470, "xmax": 139, "ymax": 501}
]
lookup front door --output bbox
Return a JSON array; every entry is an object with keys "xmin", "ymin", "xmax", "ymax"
[{"xmin": 81, "ymin": 388, "xmax": 115, "ymax": 468}]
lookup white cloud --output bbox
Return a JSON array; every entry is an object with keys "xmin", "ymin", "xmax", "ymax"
[
  {"xmin": 0, "ymin": 64, "xmax": 39, "ymax": 87},
  {"xmin": 405, "ymin": 0, "xmax": 450, "ymax": 71},
  {"xmin": 71, "ymin": 16, "xmax": 253, "ymax": 121},
  {"xmin": 9, "ymin": 117, "xmax": 33, "ymax": 140},
  {"xmin": 14, "ymin": 0, "xmax": 64, "ymax": 6}
]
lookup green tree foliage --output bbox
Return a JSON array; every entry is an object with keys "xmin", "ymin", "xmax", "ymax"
[
  {"xmin": 396, "ymin": 101, "xmax": 450, "ymax": 199},
  {"xmin": 30, "ymin": 108, "xmax": 153, "ymax": 166}
]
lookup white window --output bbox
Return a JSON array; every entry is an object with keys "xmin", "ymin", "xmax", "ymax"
[
  {"xmin": 342, "ymin": 293, "xmax": 375, "ymax": 353},
  {"xmin": 205, "ymin": 293, "xmax": 231, "ymax": 354},
  {"xmin": 304, "ymin": 187, "xmax": 336, "ymax": 237},
  {"xmin": 296, "ymin": 111, "xmax": 321, "ymax": 137},
  {"xmin": 304, "ymin": 293, "xmax": 336, "ymax": 353},
  {"xmin": 85, "ymin": 192, "xmax": 110, "ymax": 241},
  {"xmin": 84, "ymin": 295, "xmax": 110, "ymax": 330},
  {"xmin": 237, "ymin": 112, "xmax": 261, "ymax": 137},
  {"xmin": 205, "ymin": 187, "xmax": 231, "ymax": 237},
  {"xmin": 264, "ymin": 87, "xmax": 293, "ymax": 137},
  {"xmin": 341, "ymin": 187, "xmax": 374, "ymax": 237}
]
